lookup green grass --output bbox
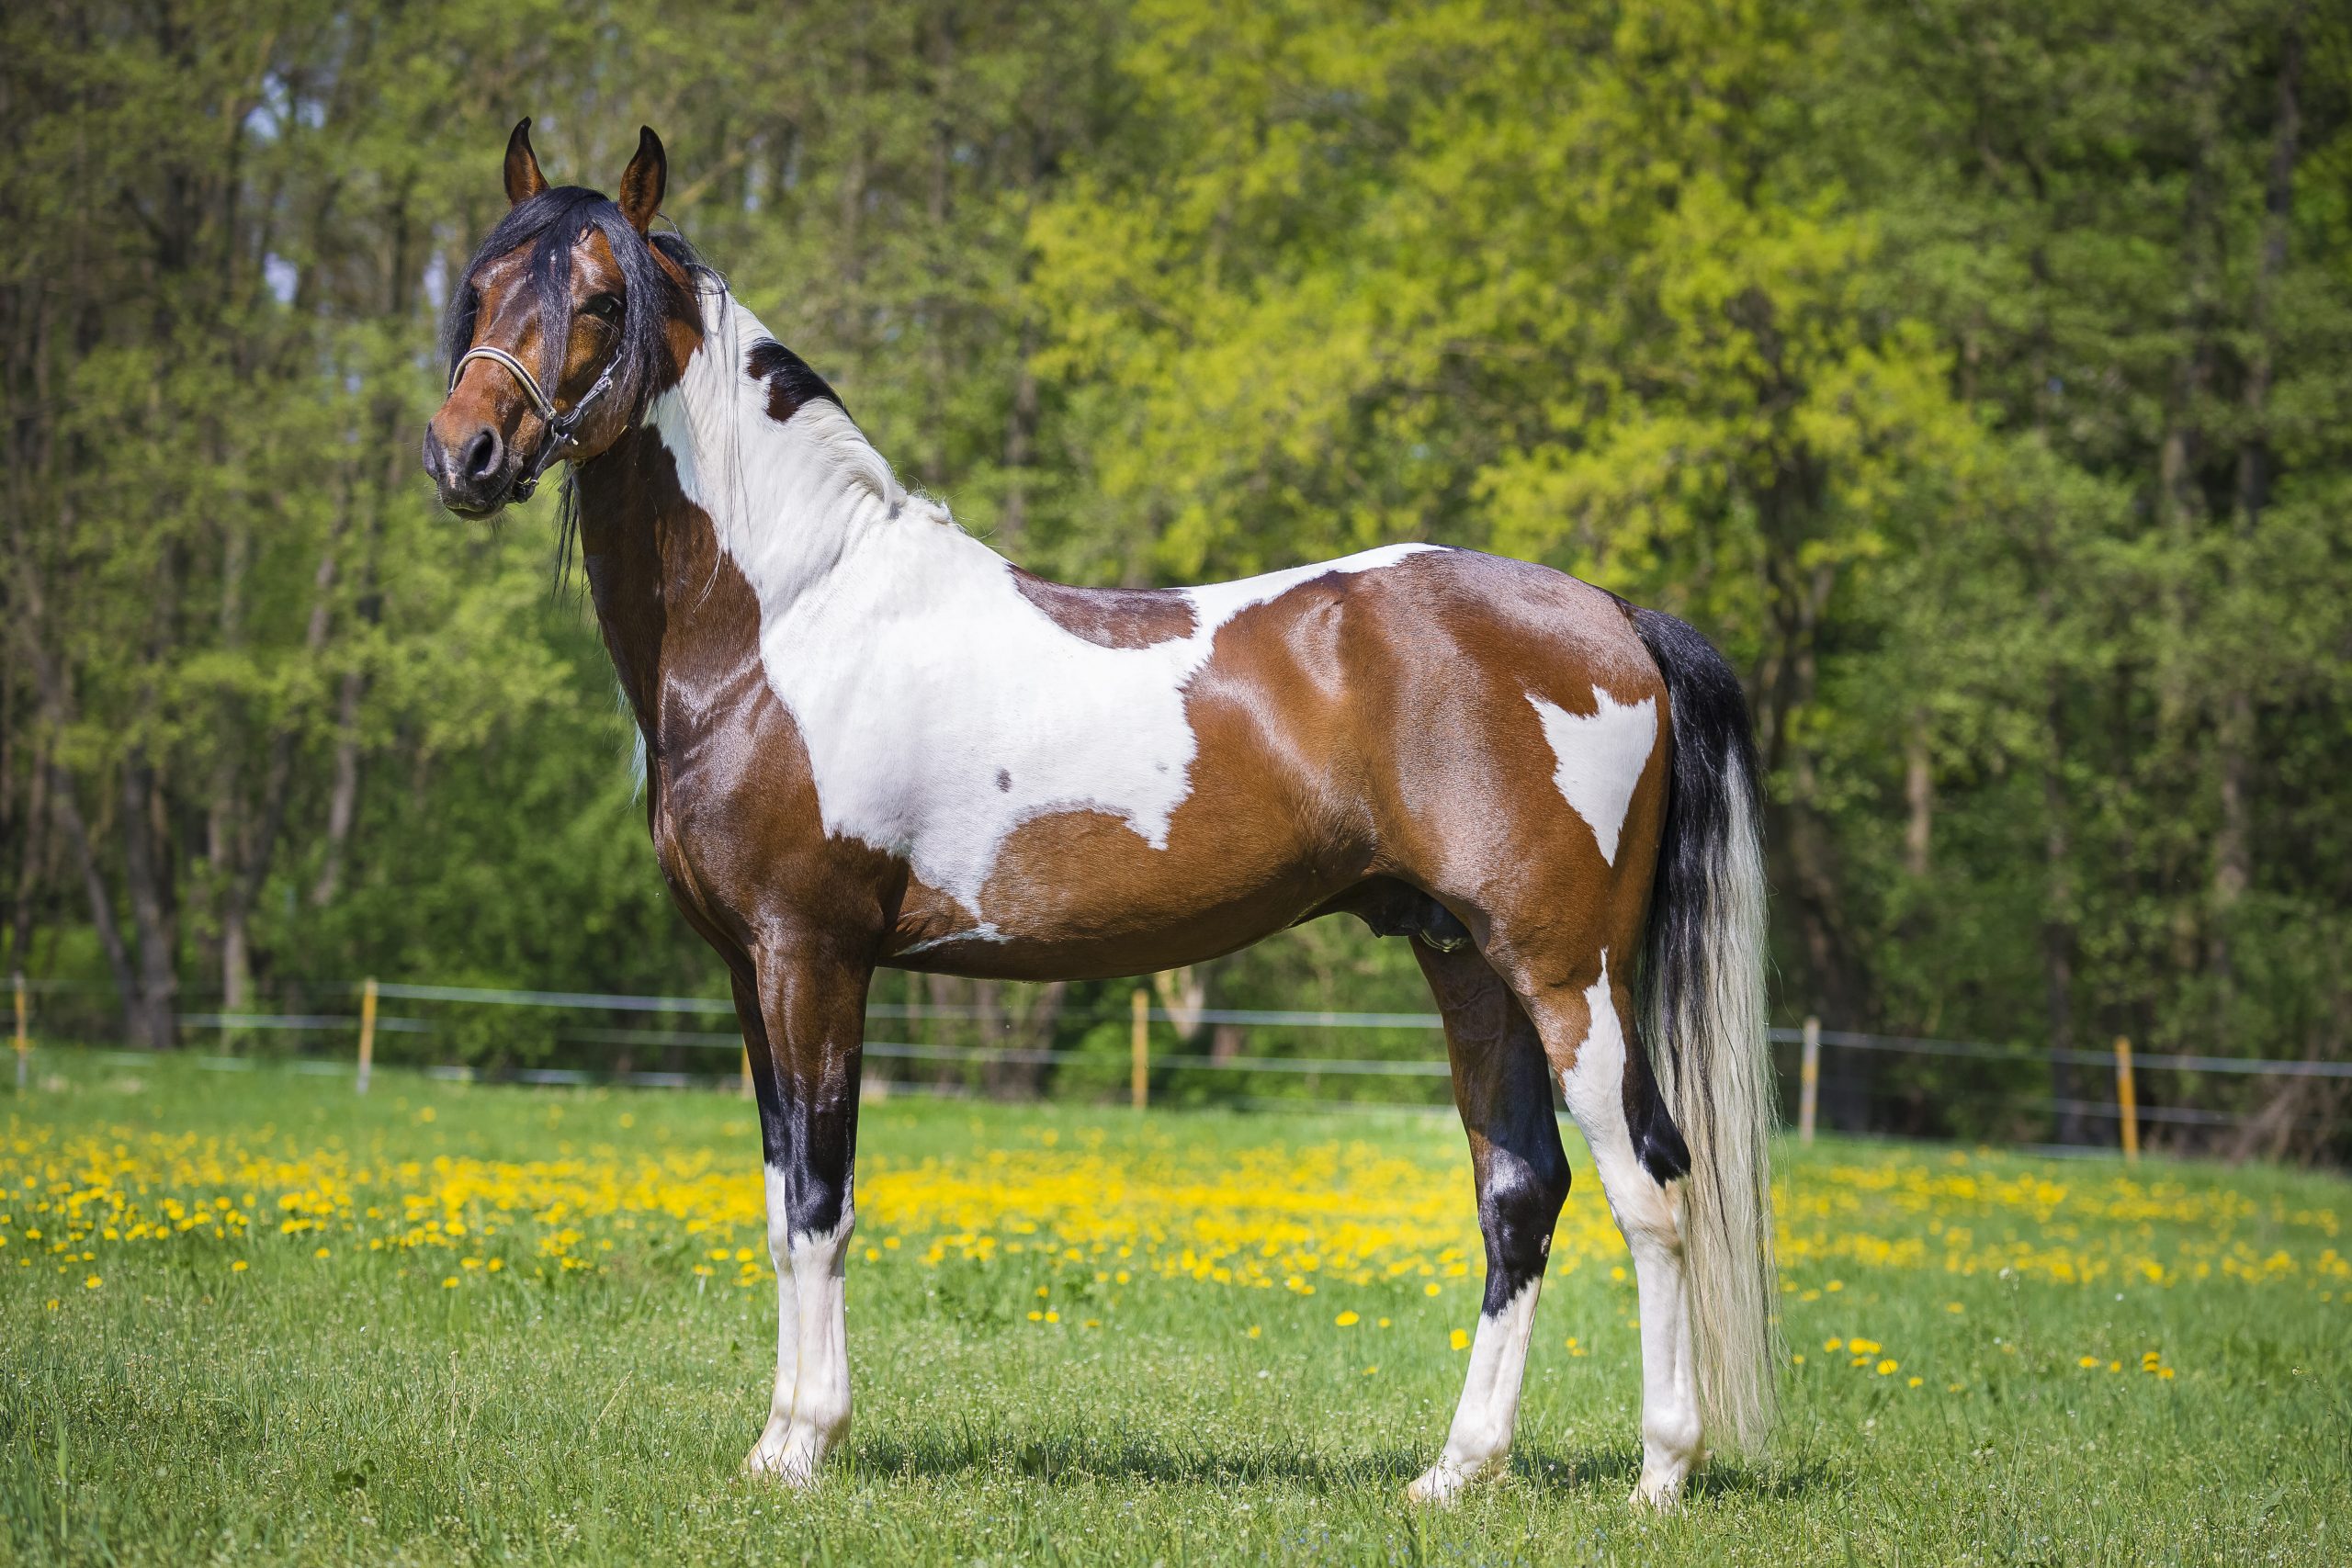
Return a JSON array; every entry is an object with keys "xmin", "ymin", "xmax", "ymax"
[{"xmin": 3, "ymin": 1051, "xmax": 2347, "ymax": 1566}]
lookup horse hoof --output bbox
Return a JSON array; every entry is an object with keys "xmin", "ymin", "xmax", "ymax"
[
  {"xmin": 1631, "ymin": 1471, "xmax": 1685, "ymax": 1511},
  {"xmin": 1407, "ymin": 1460, "xmax": 1489, "ymax": 1506},
  {"xmin": 743, "ymin": 1436, "xmax": 822, "ymax": 1487}
]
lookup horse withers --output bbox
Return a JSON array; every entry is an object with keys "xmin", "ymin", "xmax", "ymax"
[{"xmin": 424, "ymin": 120, "xmax": 1778, "ymax": 1507}]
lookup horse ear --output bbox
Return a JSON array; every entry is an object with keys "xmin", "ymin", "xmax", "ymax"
[
  {"xmin": 617, "ymin": 126, "xmax": 666, "ymax": 234},
  {"xmin": 504, "ymin": 118, "xmax": 548, "ymax": 206}
]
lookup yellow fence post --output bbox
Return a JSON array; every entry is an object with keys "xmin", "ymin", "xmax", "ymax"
[
  {"xmin": 1798, "ymin": 1015, "xmax": 1821, "ymax": 1144},
  {"xmin": 356, "ymin": 977, "xmax": 378, "ymax": 1095},
  {"xmin": 2114, "ymin": 1035, "xmax": 2138, "ymax": 1163},
  {"xmin": 1131, "ymin": 986, "xmax": 1149, "ymax": 1111},
  {"xmin": 12, "ymin": 971, "xmax": 27, "ymax": 1094}
]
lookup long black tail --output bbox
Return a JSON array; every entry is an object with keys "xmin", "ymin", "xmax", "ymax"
[{"xmin": 1632, "ymin": 606, "xmax": 1778, "ymax": 1454}]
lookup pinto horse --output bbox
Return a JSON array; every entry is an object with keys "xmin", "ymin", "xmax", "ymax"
[{"xmin": 424, "ymin": 122, "xmax": 1777, "ymax": 1506}]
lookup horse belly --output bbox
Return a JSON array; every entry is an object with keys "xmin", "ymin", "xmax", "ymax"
[{"xmin": 888, "ymin": 790, "xmax": 1358, "ymax": 980}]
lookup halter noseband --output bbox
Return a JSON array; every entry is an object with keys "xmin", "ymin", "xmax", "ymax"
[{"xmin": 447, "ymin": 342, "xmax": 622, "ymax": 504}]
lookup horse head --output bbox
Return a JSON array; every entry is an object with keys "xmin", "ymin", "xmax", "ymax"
[{"xmin": 424, "ymin": 119, "xmax": 702, "ymax": 517}]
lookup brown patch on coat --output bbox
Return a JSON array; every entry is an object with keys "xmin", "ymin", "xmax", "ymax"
[{"xmin": 1010, "ymin": 570, "xmax": 1197, "ymax": 649}]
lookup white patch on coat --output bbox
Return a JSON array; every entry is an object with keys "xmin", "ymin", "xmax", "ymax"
[
  {"xmin": 746, "ymin": 1173, "xmax": 854, "ymax": 1484},
  {"xmin": 651, "ymin": 289, "xmax": 1442, "ymax": 920},
  {"xmin": 1526, "ymin": 687, "xmax": 1657, "ymax": 865},
  {"xmin": 1555, "ymin": 953, "xmax": 1702, "ymax": 1506},
  {"xmin": 1408, "ymin": 1277, "xmax": 1544, "ymax": 1504}
]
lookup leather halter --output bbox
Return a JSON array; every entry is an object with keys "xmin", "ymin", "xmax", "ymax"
[{"xmin": 447, "ymin": 342, "xmax": 621, "ymax": 504}]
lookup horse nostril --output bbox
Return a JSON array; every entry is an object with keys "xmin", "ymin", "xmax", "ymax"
[{"xmin": 460, "ymin": 427, "xmax": 503, "ymax": 481}]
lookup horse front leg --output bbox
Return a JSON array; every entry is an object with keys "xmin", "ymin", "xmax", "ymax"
[{"xmin": 739, "ymin": 941, "xmax": 870, "ymax": 1486}]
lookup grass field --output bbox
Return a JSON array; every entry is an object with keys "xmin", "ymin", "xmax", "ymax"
[{"xmin": 4, "ymin": 1052, "xmax": 2347, "ymax": 1566}]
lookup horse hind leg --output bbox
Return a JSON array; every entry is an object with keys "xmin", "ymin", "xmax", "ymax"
[
  {"xmin": 1405, "ymin": 942, "xmax": 1570, "ymax": 1504},
  {"xmin": 1532, "ymin": 950, "xmax": 1702, "ymax": 1508}
]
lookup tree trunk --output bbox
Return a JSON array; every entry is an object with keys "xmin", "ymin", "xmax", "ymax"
[{"xmin": 2209, "ymin": 20, "xmax": 2303, "ymax": 998}]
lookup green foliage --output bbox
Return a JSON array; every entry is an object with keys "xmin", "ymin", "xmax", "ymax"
[{"xmin": 1, "ymin": 0, "xmax": 2346, "ymax": 1147}]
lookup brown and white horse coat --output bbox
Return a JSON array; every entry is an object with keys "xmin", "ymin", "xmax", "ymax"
[{"xmin": 425, "ymin": 124, "xmax": 1777, "ymax": 1507}]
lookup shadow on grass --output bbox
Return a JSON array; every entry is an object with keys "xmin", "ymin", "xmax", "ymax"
[{"xmin": 846, "ymin": 1427, "xmax": 1830, "ymax": 1501}]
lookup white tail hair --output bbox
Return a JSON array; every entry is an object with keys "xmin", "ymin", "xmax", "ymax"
[{"xmin": 1633, "ymin": 608, "xmax": 1779, "ymax": 1455}]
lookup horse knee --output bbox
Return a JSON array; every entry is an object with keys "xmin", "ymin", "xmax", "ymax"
[{"xmin": 1479, "ymin": 1145, "xmax": 1571, "ymax": 1311}]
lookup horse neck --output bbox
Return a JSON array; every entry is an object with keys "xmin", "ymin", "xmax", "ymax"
[{"xmin": 573, "ymin": 291, "xmax": 920, "ymax": 741}]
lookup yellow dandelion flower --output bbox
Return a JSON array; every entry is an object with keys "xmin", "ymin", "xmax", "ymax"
[
  {"xmin": 1907, "ymin": 1376, "xmax": 1923, "ymax": 1388},
  {"xmin": 1363, "ymin": 1365, "xmax": 1379, "ymax": 1376},
  {"xmin": 45, "ymin": 1298, "xmax": 60, "ymax": 1310},
  {"xmin": 1424, "ymin": 1282, "xmax": 1442, "ymax": 1297},
  {"xmin": 1026, "ymin": 1310, "xmax": 1043, "ymax": 1322},
  {"xmin": 1792, "ymin": 1354, "xmax": 1806, "ymax": 1366},
  {"xmin": 1825, "ymin": 1337, "xmax": 1844, "ymax": 1351},
  {"xmin": 1849, "ymin": 1338, "xmax": 1882, "ymax": 1356},
  {"xmin": 1377, "ymin": 1317, "xmax": 1391, "ymax": 1328},
  {"xmin": 231, "ymin": 1259, "xmax": 249, "ymax": 1273},
  {"xmin": 1246, "ymin": 1325, "xmax": 1261, "ymax": 1338},
  {"xmin": 84, "ymin": 1274, "xmax": 100, "ymax": 1289},
  {"xmin": 2077, "ymin": 1356, "xmax": 2100, "ymax": 1369},
  {"xmin": 1946, "ymin": 1303, "xmax": 1965, "ymax": 1314},
  {"xmin": 1876, "ymin": 1359, "xmax": 1898, "ymax": 1376},
  {"xmin": 1335, "ymin": 1311, "xmax": 1360, "ymax": 1326},
  {"xmin": 442, "ymin": 1277, "xmax": 459, "ymax": 1289},
  {"xmin": 313, "ymin": 1247, "xmax": 331, "ymax": 1259},
  {"xmin": 1045, "ymin": 1311, "xmax": 1059, "ymax": 1324},
  {"xmin": 1826, "ymin": 1280, "xmax": 1843, "ymax": 1292},
  {"xmin": 1449, "ymin": 1328, "xmax": 1470, "ymax": 1351}
]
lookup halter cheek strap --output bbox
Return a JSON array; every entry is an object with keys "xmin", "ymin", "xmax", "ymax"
[{"xmin": 448, "ymin": 344, "xmax": 622, "ymax": 504}]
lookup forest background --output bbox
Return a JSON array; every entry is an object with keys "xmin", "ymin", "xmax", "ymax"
[{"xmin": 4, "ymin": 0, "xmax": 2347, "ymax": 1156}]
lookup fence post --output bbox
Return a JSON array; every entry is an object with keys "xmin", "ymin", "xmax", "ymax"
[
  {"xmin": 12, "ymin": 972, "xmax": 26, "ymax": 1093},
  {"xmin": 1130, "ymin": 986, "xmax": 1149, "ymax": 1111},
  {"xmin": 356, "ymin": 977, "xmax": 378, "ymax": 1095},
  {"xmin": 1798, "ymin": 1016, "xmax": 1821, "ymax": 1144},
  {"xmin": 2114, "ymin": 1035, "xmax": 2138, "ymax": 1163}
]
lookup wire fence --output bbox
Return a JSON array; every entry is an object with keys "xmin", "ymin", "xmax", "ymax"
[{"xmin": 10, "ymin": 972, "xmax": 2348, "ymax": 1159}]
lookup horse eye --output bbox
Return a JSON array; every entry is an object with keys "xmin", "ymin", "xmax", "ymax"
[{"xmin": 585, "ymin": 293, "xmax": 623, "ymax": 322}]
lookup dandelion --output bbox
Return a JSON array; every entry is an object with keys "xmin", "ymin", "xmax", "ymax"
[
  {"xmin": 1907, "ymin": 1376, "xmax": 1923, "ymax": 1388},
  {"xmin": 2078, "ymin": 1356, "xmax": 2101, "ymax": 1369},
  {"xmin": 1045, "ymin": 1311, "xmax": 1059, "ymax": 1324},
  {"xmin": 1335, "ymin": 1311, "xmax": 1359, "ymax": 1327},
  {"xmin": 1876, "ymin": 1359, "xmax": 1898, "ymax": 1376},
  {"xmin": 1424, "ymin": 1282, "xmax": 1442, "ymax": 1297},
  {"xmin": 1792, "ymin": 1354, "xmax": 1806, "ymax": 1366},
  {"xmin": 1849, "ymin": 1338, "xmax": 1883, "ymax": 1356},
  {"xmin": 1450, "ymin": 1328, "xmax": 1470, "ymax": 1351},
  {"xmin": 1246, "ymin": 1325, "xmax": 1261, "ymax": 1339},
  {"xmin": 313, "ymin": 1247, "xmax": 331, "ymax": 1259},
  {"xmin": 231, "ymin": 1259, "xmax": 249, "ymax": 1273},
  {"xmin": 1825, "ymin": 1337, "xmax": 1844, "ymax": 1351},
  {"xmin": 45, "ymin": 1298, "xmax": 59, "ymax": 1310},
  {"xmin": 84, "ymin": 1274, "xmax": 100, "ymax": 1289},
  {"xmin": 442, "ymin": 1277, "xmax": 459, "ymax": 1289}
]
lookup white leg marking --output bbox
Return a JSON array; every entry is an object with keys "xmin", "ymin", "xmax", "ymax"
[
  {"xmin": 1525, "ymin": 688, "xmax": 1657, "ymax": 865},
  {"xmin": 744, "ymin": 1169, "xmax": 854, "ymax": 1485},
  {"xmin": 745, "ymin": 1166, "xmax": 801, "ymax": 1473},
  {"xmin": 1557, "ymin": 953, "xmax": 1702, "ymax": 1508},
  {"xmin": 1408, "ymin": 1277, "xmax": 1544, "ymax": 1504}
]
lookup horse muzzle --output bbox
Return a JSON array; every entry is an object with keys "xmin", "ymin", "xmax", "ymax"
[{"xmin": 423, "ymin": 421, "xmax": 528, "ymax": 517}]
